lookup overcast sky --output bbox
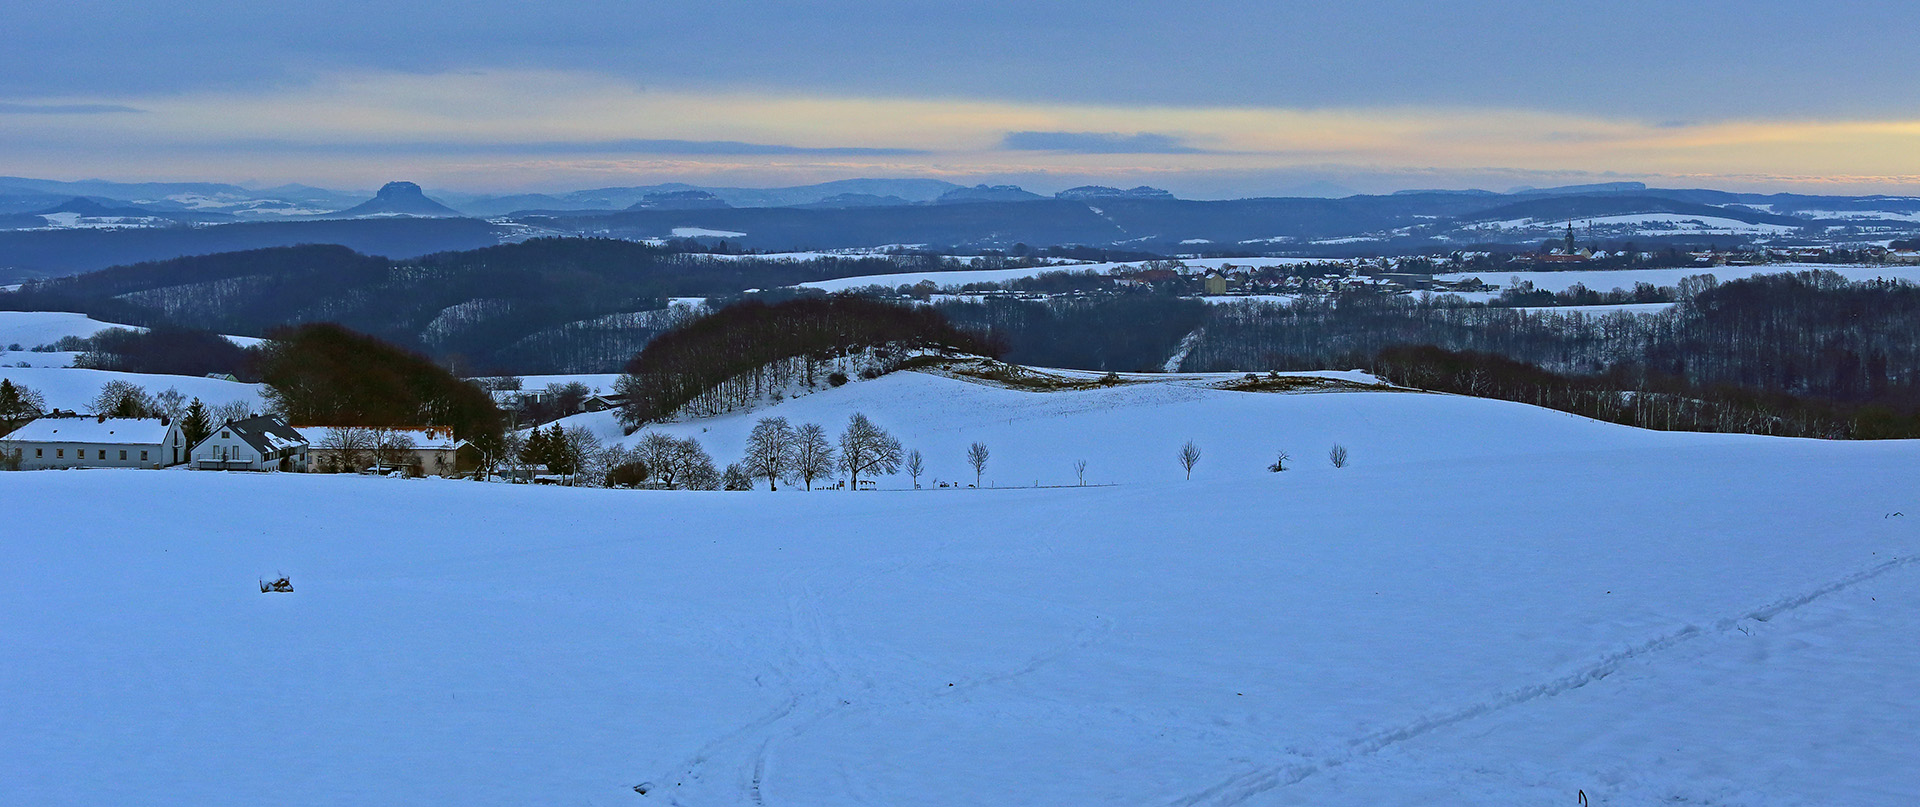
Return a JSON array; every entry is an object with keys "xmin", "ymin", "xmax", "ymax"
[{"xmin": 5, "ymin": 0, "xmax": 1919, "ymax": 196}]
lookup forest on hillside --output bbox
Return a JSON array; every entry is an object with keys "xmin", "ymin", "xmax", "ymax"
[
  {"xmin": 0, "ymin": 238, "xmax": 997, "ymax": 373},
  {"xmin": 615, "ymin": 296, "xmax": 999, "ymax": 427}
]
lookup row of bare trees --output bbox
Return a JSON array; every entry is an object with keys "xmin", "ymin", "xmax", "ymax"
[
  {"xmin": 732, "ymin": 413, "xmax": 904, "ymax": 490},
  {"xmin": 87, "ymin": 379, "xmax": 252, "ymax": 424},
  {"xmin": 313, "ymin": 426, "xmax": 429, "ymax": 474}
]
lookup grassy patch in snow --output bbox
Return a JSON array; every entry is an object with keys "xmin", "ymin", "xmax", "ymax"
[
  {"xmin": 908, "ymin": 356, "xmax": 1140, "ymax": 392},
  {"xmin": 1212, "ymin": 373, "xmax": 1403, "ymax": 394}
]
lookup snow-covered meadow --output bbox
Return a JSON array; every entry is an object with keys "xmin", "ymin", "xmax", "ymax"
[
  {"xmin": 6, "ymin": 370, "xmax": 1919, "ymax": 806},
  {"xmin": 1434, "ymin": 262, "xmax": 1920, "ymax": 295},
  {"xmin": 0, "ymin": 311, "xmax": 267, "ymax": 369},
  {"xmin": 0, "ymin": 366, "xmax": 266, "ymax": 413}
]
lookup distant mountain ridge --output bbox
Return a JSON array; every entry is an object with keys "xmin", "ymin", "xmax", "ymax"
[
  {"xmin": 7, "ymin": 175, "xmax": 1920, "ymax": 283},
  {"xmin": 1055, "ymin": 185, "xmax": 1176, "ymax": 200}
]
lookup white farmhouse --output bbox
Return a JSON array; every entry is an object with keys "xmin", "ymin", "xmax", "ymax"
[
  {"xmin": 189, "ymin": 415, "xmax": 309, "ymax": 472},
  {"xmin": 0, "ymin": 415, "xmax": 186, "ymax": 470},
  {"xmin": 293, "ymin": 425, "xmax": 473, "ymax": 477}
]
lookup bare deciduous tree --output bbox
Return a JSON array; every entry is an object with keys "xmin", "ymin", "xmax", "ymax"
[
  {"xmin": 1268, "ymin": 450, "xmax": 1291, "ymax": 472},
  {"xmin": 966, "ymin": 441, "xmax": 990, "ymax": 487},
  {"xmin": 722, "ymin": 462, "xmax": 754, "ymax": 490},
  {"xmin": 673, "ymin": 437, "xmax": 720, "ymax": 490},
  {"xmin": 792, "ymin": 422, "xmax": 836, "ymax": 491},
  {"xmin": 562, "ymin": 426, "xmax": 605, "ymax": 486},
  {"xmin": 91, "ymin": 380, "xmax": 153, "ymax": 418},
  {"xmin": 0, "ymin": 379, "xmax": 46, "ymax": 429},
  {"xmin": 635, "ymin": 432, "xmax": 682, "ymax": 488},
  {"xmin": 1074, "ymin": 459, "xmax": 1087, "ymax": 486},
  {"xmin": 212, "ymin": 399, "xmax": 252, "ymax": 425},
  {"xmin": 1179, "ymin": 440, "xmax": 1202, "ymax": 479},
  {"xmin": 1328, "ymin": 443, "xmax": 1349, "ymax": 468},
  {"xmin": 318, "ymin": 426, "xmax": 374, "ymax": 473},
  {"xmin": 741, "ymin": 416, "xmax": 797, "ymax": 490},
  {"xmin": 152, "ymin": 387, "xmax": 186, "ymax": 420},
  {"xmin": 369, "ymin": 428, "xmax": 415, "ymax": 475},
  {"xmin": 906, "ymin": 448, "xmax": 925, "ymax": 489},
  {"xmin": 838, "ymin": 413, "xmax": 901, "ymax": 490}
]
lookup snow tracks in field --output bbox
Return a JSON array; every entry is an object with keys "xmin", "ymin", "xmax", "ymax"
[{"xmin": 1169, "ymin": 550, "xmax": 1920, "ymax": 807}]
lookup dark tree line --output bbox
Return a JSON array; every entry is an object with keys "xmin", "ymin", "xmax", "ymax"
[
  {"xmin": 1185, "ymin": 271, "xmax": 1920, "ymax": 409},
  {"xmin": 74, "ymin": 326, "xmax": 256, "ymax": 379},
  {"xmin": 255, "ymin": 323, "xmax": 503, "ymax": 440},
  {"xmin": 1368, "ymin": 345, "xmax": 1874, "ymax": 439},
  {"xmin": 936, "ymin": 293, "xmax": 1210, "ymax": 372},
  {"xmin": 615, "ymin": 296, "xmax": 999, "ymax": 428},
  {"xmin": 0, "ymin": 238, "xmax": 995, "ymax": 373}
]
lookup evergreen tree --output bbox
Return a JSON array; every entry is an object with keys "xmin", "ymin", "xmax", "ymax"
[
  {"xmin": 0, "ymin": 379, "xmax": 47, "ymax": 432},
  {"xmin": 181, "ymin": 398, "xmax": 213, "ymax": 448}
]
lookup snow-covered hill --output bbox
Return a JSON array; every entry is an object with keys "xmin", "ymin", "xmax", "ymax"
[
  {"xmin": 5, "ymin": 371, "xmax": 1919, "ymax": 806},
  {"xmin": 1433, "ymin": 262, "xmax": 1920, "ymax": 295},
  {"xmin": 0, "ymin": 310, "xmax": 266, "ymax": 356},
  {"xmin": 0, "ymin": 310, "xmax": 144, "ymax": 349},
  {"xmin": 555, "ymin": 368, "xmax": 1701, "ymax": 488},
  {"xmin": 0, "ymin": 366, "xmax": 265, "ymax": 412}
]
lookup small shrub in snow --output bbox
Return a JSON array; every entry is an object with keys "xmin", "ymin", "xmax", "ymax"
[
  {"xmin": 1179, "ymin": 440, "xmax": 1202, "ymax": 479},
  {"xmin": 258, "ymin": 575, "xmax": 293, "ymax": 593},
  {"xmin": 1268, "ymin": 451, "xmax": 1290, "ymax": 472},
  {"xmin": 1329, "ymin": 444, "xmax": 1349, "ymax": 468},
  {"xmin": 828, "ymin": 372, "xmax": 849, "ymax": 387}
]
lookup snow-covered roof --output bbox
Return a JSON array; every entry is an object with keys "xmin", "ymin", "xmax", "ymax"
[
  {"xmin": 0, "ymin": 416, "xmax": 172, "ymax": 445},
  {"xmin": 210, "ymin": 416, "xmax": 307, "ymax": 455},
  {"xmin": 293, "ymin": 426, "xmax": 464, "ymax": 451}
]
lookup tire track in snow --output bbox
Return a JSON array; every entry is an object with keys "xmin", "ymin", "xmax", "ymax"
[
  {"xmin": 1170, "ymin": 551, "xmax": 1920, "ymax": 807},
  {"xmin": 653, "ymin": 577, "xmax": 848, "ymax": 807},
  {"xmin": 650, "ymin": 565, "xmax": 1120, "ymax": 805}
]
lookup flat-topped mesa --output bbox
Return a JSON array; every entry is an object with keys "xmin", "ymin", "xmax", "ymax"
[{"xmin": 330, "ymin": 181, "xmax": 463, "ymax": 218}]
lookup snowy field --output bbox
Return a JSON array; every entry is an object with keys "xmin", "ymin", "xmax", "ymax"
[
  {"xmin": 7, "ymin": 371, "xmax": 1919, "ymax": 806},
  {"xmin": 0, "ymin": 349, "xmax": 83, "ymax": 368},
  {"xmin": 1435, "ymin": 262, "xmax": 1920, "ymax": 295},
  {"xmin": 1512, "ymin": 302, "xmax": 1676, "ymax": 316},
  {"xmin": 0, "ymin": 311, "xmax": 143, "ymax": 349},
  {"xmin": 1470, "ymin": 212, "xmax": 1802, "ymax": 236},
  {"xmin": 0, "ymin": 311, "xmax": 267, "ymax": 367},
  {"xmin": 798, "ymin": 264, "xmax": 1120, "ymax": 293},
  {"xmin": 0, "ymin": 366, "xmax": 265, "ymax": 412},
  {"xmin": 798, "ymin": 257, "xmax": 1324, "ymax": 294},
  {"xmin": 506, "ymin": 373, "xmax": 626, "ymax": 393}
]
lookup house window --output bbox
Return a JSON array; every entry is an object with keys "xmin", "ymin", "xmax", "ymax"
[
  {"xmin": 141, "ymin": 451, "xmax": 149, "ymax": 461},
  {"xmin": 119, "ymin": 450, "xmax": 128, "ymax": 460},
  {"xmin": 99, "ymin": 450, "xmax": 107, "ymax": 460},
  {"xmin": 56, "ymin": 449, "xmax": 63, "ymax": 458},
  {"xmin": 222, "ymin": 431, "xmax": 230, "ymax": 439},
  {"xmin": 35, "ymin": 449, "xmax": 42, "ymax": 458}
]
